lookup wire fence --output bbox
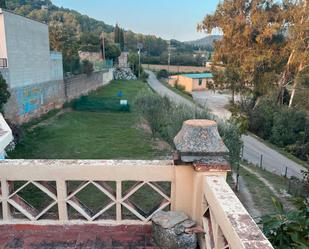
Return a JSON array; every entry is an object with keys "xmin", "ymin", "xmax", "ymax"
[{"xmin": 240, "ymin": 145, "xmax": 309, "ymax": 198}]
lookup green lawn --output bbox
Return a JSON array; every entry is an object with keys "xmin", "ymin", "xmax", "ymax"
[{"xmin": 8, "ymin": 80, "xmax": 171, "ymax": 160}]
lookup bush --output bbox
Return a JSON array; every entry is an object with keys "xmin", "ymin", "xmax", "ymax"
[
  {"xmin": 245, "ymin": 96, "xmax": 309, "ymax": 162},
  {"xmin": 270, "ymin": 108, "xmax": 307, "ymax": 147},
  {"xmin": 134, "ymin": 90, "xmax": 242, "ymax": 165},
  {"xmin": 262, "ymin": 198, "xmax": 309, "ymax": 249},
  {"xmin": 248, "ymin": 97, "xmax": 279, "ymax": 140},
  {"xmin": 0, "ymin": 73, "xmax": 10, "ymax": 113},
  {"xmin": 140, "ymin": 71, "xmax": 149, "ymax": 82},
  {"xmin": 157, "ymin": 69, "xmax": 169, "ymax": 79},
  {"xmin": 82, "ymin": 60, "xmax": 94, "ymax": 75}
]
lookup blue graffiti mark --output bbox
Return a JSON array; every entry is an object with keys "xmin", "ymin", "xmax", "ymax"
[{"xmin": 17, "ymin": 85, "xmax": 42, "ymax": 115}]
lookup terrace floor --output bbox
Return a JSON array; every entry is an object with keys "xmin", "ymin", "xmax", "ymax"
[{"xmin": 0, "ymin": 224, "xmax": 158, "ymax": 249}]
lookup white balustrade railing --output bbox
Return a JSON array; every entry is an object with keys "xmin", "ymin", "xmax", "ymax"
[{"xmin": 0, "ymin": 160, "xmax": 274, "ymax": 249}]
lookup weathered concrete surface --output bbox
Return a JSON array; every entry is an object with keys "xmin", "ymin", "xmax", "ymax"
[
  {"xmin": 174, "ymin": 120, "xmax": 228, "ymax": 159},
  {"xmin": 152, "ymin": 211, "xmax": 197, "ymax": 249},
  {"xmin": 152, "ymin": 211, "xmax": 189, "ymax": 229},
  {"xmin": 0, "ymin": 224, "xmax": 158, "ymax": 249},
  {"xmin": 204, "ymin": 176, "xmax": 274, "ymax": 249}
]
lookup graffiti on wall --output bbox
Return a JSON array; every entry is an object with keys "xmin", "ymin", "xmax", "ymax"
[{"xmin": 17, "ymin": 85, "xmax": 43, "ymax": 115}]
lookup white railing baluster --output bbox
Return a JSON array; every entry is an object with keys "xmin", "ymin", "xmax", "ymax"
[
  {"xmin": 116, "ymin": 180, "xmax": 122, "ymax": 221},
  {"xmin": 1, "ymin": 180, "xmax": 11, "ymax": 221},
  {"xmin": 56, "ymin": 180, "xmax": 68, "ymax": 221}
]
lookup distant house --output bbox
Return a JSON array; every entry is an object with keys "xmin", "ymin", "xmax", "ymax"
[
  {"xmin": 170, "ymin": 73, "xmax": 214, "ymax": 93},
  {"xmin": 0, "ymin": 8, "xmax": 64, "ymax": 123}
]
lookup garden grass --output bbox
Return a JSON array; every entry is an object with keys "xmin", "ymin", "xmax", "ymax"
[
  {"xmin": 8, "ymin": 80, "xmax": 170, "ymax": 160},
  {"xmin": 238, "ymin": 166, "xmax": 277, "ymax": 216}
]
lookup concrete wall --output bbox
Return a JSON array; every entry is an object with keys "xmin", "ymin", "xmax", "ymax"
[
  {"xmin": 170, "ymin": 75, "xmax": 213, "ymax": 93},
  {"xmin": 0, "ymin": 10, "xmax": 7, "ymax": 59},
  {"xmin": 2, "ymin": 10, "xmax": 51, "ymax": 89},
  {"xmin": 65, "ymin": 69, "xmax": 114, "ymax": 101},
  {"xmin": 176, "ymin": 75, "xmax": 194, "ymax": 92},
  {"xmin": 0, "ymin": 68, "xmax": 9, "ymax": 83},
  {"xmin": 50, "ymin": 52, "xmax": 64, "ymax": 81},
  {"xmin": 4, "ymin": 79, "xmax": 65, "ymax": 123},
  {"xmin": 0, "ymin": 10, "xmax": 67, "ymax": 124},
  {"xmin": 192, "ymin": 78, "xmax": 207, "ymax": 91}
]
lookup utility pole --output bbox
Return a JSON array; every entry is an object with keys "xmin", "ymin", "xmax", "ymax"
[
  {"xmin": 167, "ymin": 40, "xmax": 171, "ymax": 84},
  {"xmin": 137, "ymin": 43, "xmax": 143, "ymax": 78},
  {"xmin": 99, "ymin": 32, "xmax": 106, "ymax": 61}
]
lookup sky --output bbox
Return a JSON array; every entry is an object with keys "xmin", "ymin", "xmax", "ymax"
[{"xmin": 52, "ymin": 0, "xmax": 220, "ymax": 42}]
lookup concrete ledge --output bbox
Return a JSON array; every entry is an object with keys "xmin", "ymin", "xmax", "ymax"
[
  {"xmin": 204, "ymin": 176, "xmax": 274, "ymax": 249},
  {"xmin": 0, "ymin": 224, "xmax": 158, "ymax": 249}
]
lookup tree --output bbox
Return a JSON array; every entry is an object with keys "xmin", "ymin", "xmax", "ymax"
[
  {"xmin": 0, "ymin": 0, "xmax": 7, "ymax": 9},
  {"xmin": 119, "ymin": 28, "xmax": 125, "ymax": 51},
  {"xmin": 114, "ymin": 24, "xmax": 120, "ymax": 45},
  {"xmin": 105, "ymin": 40, "xmax": 121, "ymax": 61},
  {"xmin": 0, "ymin": 73, "xmax": 10, "ymax": 113},
  {"xmin": 199, "ymin": 0, "xmax": 288, "ymax": 99},
  {"xmin": 284, "ymin": 0, "xmax": 309, "ymax": 107},
  {"xmin": 82, "ymin": 60, "xmax": 94, "ymax": 75},
  {"xmin": 213, "ymin": 65, "xmax": 242, "ymax": 104}
]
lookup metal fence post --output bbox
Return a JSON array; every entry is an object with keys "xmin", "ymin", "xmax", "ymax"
[
  {"xmin": 260, "ymin": 154, "xmax": 263, "ymax": 169},
  {"xmin": 284, "ymin": 167, "xmax": 288, "ymax": 178}
]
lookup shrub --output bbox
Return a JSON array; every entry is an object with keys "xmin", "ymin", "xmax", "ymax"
[
  {"xmin": 0, "ymin": 73, "xmax": 10, "ymax": 113},
  {"xmin": 157, "ymin": 69, "xmax": 169, "ymax": 79},
  {"xmin": 245, "ymin": 95, "xmax": 309, "ymax": 162},
  {"xmin": 270, "ymin": 108, "xmax": 307, "ymax": 147},
  {"xmin": 262, "ymin": 198, "xmax": 309, "ymax": 249},
  {"xmin": 82, "ymin": 60, "xmax": 94, "ymax": 75},
  {"xmin": 140, "ymin": 71, "xmax": 149, "ymax": 82},
  {"xmin": 134, "ymin": 90, "xmax": 242, "ymax": 165},
  {"xmin": 248, "ymin": 97, "xmax": 279, "ymax": 140}
]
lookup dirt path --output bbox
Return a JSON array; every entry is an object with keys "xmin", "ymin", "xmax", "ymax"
[
  {"xmin": 240, "ymin": 164, "xmax": 294, "ymax": 211},
  {"xmin": 232, "ymin": 173, "xmax": 262, "ymax": 219},
  {"xmin": 28, "ymin": 108, "xmax": 72, "ymax": 131}
]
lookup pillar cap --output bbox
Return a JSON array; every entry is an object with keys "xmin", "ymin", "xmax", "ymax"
[{"xmin": 174, "ymin": 120, "xmax": 229, "ymax": 163}]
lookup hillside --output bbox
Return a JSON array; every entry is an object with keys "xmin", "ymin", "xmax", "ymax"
[
  {"xmin": 4, "ymin": 0, "xmax": 208, "ymax": 71},
  {"xmin": 185, "ymin": 35, "xmax": 223, "ymax": 48}
]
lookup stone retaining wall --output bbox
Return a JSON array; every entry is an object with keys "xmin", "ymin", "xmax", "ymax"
[
  {"xmin": 64, "ymin": 69, "xmax": 114, "ymax": 102},
  {"xmin": 3, "ymin": 69, "xmax": 114, "ymax": 124}
]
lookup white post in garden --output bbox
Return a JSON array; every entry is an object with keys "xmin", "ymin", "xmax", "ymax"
[{"xmin": 0, "ymin": 113, "xmax": 13, "ymax": 160}]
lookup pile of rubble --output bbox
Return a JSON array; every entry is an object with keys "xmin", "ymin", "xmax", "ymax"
[{"xmin": 114, "ymin": 67, "xmax": 137, "ymax": 80}]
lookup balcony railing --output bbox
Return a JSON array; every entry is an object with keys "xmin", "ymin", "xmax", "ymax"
[
  {"xmin": 0, "ymin": 120, "xmax": 274, "ymax": 248},
  {"xmin": 0, "ymin": 58, "xmax": 7, "ymax": 68},
  {"xmin": 0, "ymin": 159, "xmax": 274, "ymax": 249}
]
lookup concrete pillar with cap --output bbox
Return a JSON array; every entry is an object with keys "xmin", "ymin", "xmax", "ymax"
[{"xmin": 173, "ymin": 119, "xmax": 231, "ymax": 224}]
